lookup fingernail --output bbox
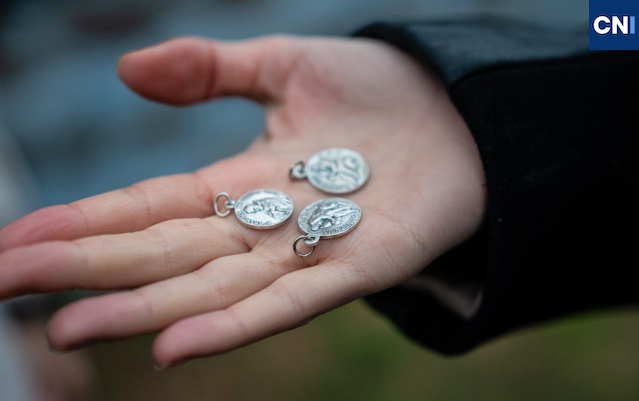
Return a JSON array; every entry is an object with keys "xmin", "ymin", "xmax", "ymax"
[{"xmin": 153, "ymin": 357, "xmax": 188, "ymax": 371}]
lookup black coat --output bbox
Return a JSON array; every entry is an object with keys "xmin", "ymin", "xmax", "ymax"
[{"xmin": 356, "ymin": 18, "xmax": 639, "ymax": 354}]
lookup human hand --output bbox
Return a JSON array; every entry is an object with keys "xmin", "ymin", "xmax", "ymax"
[{"xmin": 0, "ymin": 35, "xmax": 486, "ymax": 368}]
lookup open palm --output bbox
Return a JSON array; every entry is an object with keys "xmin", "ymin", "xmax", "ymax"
[{"xmin": 0, "ymin": 36, "xmax": 485, "ymax": 368}]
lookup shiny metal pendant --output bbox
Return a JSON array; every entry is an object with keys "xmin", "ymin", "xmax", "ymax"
[
  {"xmin": 289, "ymin": 148, "xmax": 370, "ymax": 194},
  {"xmin": 293, "ymin": 198, "xmax": 362, "ymax": 257},
  {"xmin": 214, "ymin": 189, "xmax": 294, "ymax": 229}
]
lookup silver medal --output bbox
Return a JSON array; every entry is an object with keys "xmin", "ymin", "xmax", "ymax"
[
  {"xmin": 293, "ymin": 198, "xmax": 362, "ymax": 257},
  {"xmin": 214, "ymin": 189, "xmax": 294, "ymax": 229},
  {"xmin": 290, "ymin": 148, "xmax": 370, "ymax": 194}
]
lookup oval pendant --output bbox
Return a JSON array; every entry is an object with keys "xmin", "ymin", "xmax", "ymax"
[
  {"xmin": 294, "ymin": 198, "xmax": 362, "ymax": 257},
  {"xmin": 290, "ymin": 148, "xmax": 370, "ymax": 194},
  {"xmin": 215, "ymin": 189, "xmax": 294, "ymax": 229}
]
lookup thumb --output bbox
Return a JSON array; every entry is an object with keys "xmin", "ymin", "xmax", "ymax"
[{"xmin": 117, "ymin": 36, "xmax": 297, "ymax": 106}]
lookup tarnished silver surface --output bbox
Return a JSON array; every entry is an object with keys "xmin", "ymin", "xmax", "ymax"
[
  {"xmin": 298, "ymin": 198, "xmax": 361, "ymax": 238},
  {"xmin": 221, "ymin": 189, "xmax": 294, "ymax": 229},
  {"xmin": 294, "ymin": 198, "xmax": 361, "ymax": 257},
  {"xmin": 292, "ymin": 148, "xmax": 369, "ymax": 194}
]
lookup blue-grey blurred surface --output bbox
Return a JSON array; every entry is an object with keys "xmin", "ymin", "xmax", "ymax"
[
  {"xmin": 0, "ymin": 0, "xmax": 587, "ymax": 208},
  {"xmin": 0, "ymin": 305, "xmax": 36, "ymax": 401}
]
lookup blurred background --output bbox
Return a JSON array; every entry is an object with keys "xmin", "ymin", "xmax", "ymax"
[{"xmin": 2, "ymin": 0, "xmax": 638, "ymax": 400}]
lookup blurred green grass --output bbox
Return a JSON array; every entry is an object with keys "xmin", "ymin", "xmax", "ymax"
[{"xmin": 87, "ymin": 300, "xmax": 639, "ymax": 401}]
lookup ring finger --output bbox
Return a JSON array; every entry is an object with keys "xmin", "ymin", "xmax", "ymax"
[{"xmin": 46, "ymin": 249, "xmax": 299, "ymax": 351}]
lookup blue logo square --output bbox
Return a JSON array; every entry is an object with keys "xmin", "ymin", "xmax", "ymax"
[{"xmin": 590, "ymin": 0, "xmax": 639, "ymax": 49}]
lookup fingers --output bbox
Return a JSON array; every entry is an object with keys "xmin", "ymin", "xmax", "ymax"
[
  {"xmin": 118, "ymin": 36, "xmax": 300, "ymax": 106},
  {"xmin": 0, "ymin": 217, "xmax": 248, "ymax": 300},
  {"xmin": 152, "ymin": 261, "xmax": 364, "ymax": 368},
  {"xmin": 0, "ymin": 173, "xmax": 213, "ymax": 250},
  {"xmin": 46, "ymin": 252, "xmax": 296, "ymax": 351}
]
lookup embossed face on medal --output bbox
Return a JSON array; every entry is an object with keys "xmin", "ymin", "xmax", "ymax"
[
  {"xmin": 234, "ymin": 189, "xmax": 294, "ymax": 229},
  {"xmin": 298, "ymin": 198, "xmax": 362, "ymax": 238},
  {"xmin": 306, "ymin": 148, "xmax": 369, "ymax": 194}
]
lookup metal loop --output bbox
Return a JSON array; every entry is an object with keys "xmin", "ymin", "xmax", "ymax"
[
  {"xmin": 214, "ymin": 192, "xmax": 234, "ymax": 217},
  {"xmin": 293, "ymin": 235, "xmax": 317, "ymax": 257},
  {"xmin": 304, "ymin": 235, "xmax": 320, "ymax": 245},
  {"xmin": 289, "ymin": 160, "xmax": 307, "ymax": 180}
]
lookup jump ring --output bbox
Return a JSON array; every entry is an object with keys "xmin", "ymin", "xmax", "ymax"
[
  {"xmin": 289, "ymin": 161, "xmax": 307, "ymax": 180},
  {"xmin": 214, "ymin": 192, "xmax": 233, "ymax": 217},
  {"xmin": 293, "ymin": 235, "xmax": 317, "ymax": 257}
]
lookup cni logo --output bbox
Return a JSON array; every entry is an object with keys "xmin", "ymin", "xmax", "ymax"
[
  {"xmin": 590, "ymin": 0, "xmax": 639, "ymax": 50},
  {"xmin": 592, "ymin": 15, "xmax": 636, "ymax": 35}
]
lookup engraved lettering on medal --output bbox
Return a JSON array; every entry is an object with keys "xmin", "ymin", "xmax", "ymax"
[
  {"xmin": 299, "ymin": 198, "xmax": 361, "ymax": 238},
  {"xmin": 235, "ymin": 189, "xmax": 293, "ymax": 229},
  {"xmin": 294, "ymin": 197, "xmax": 362, "ymax": 257}
]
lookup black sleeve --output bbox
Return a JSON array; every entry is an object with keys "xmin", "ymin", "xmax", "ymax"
[{"xmin": 354, "ymin": 18, "xmax": 639, "ymax": 354}]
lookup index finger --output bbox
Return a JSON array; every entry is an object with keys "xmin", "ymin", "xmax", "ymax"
[{"xmin": 0, "ymin": 173, "xmax": 213, "ymax": 250}]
